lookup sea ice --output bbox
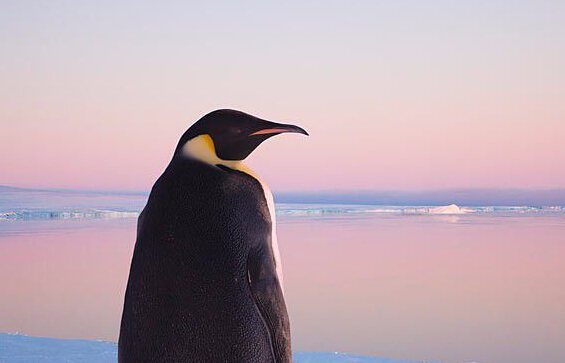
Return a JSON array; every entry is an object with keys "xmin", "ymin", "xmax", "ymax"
[{"xmin": 0, "ymin": 333, "xmax": 434, "ymax": 363}]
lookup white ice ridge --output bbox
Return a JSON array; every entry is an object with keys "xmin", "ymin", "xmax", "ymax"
[
  {"xmin": 0, "ymin": 210, "xmax": 140, "ymax": 221},
  {"xmin": 0, "ymin": 333, "xmax": 440, "ymax": 363},
  {"xmin": 427, "ymin": 204, "xmax": 470, "ymax": 214},
  {"xmin": 275, "ymin": 204, "xmax": 565, "ymax": 217}
]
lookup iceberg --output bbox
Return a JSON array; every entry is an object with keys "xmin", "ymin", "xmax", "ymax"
[{"xmin": 427, "ymin": 204, "xmax": 469, "ymax": 214}]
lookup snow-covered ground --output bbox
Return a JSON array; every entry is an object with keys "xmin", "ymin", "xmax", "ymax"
[
  {"xmin": 0, "ymin": 333, "xmax": 432, "ymax": 363},
  {"xmin": 0, "ymin": 333, "xmax": 117, "ymax": 363}
]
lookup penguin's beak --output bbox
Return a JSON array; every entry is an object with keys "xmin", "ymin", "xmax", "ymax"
[{"xmin": 249, "ymin": 122, "xmax": 309, "ymax": 137}]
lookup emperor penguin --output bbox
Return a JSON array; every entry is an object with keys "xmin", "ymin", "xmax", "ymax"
[{"xmin": 118, "ymin": 109, "xmax": 307, "ymax": 363}]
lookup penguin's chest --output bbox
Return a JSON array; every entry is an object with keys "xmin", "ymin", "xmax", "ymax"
[
  {"xmin": 222, "ymin": 168, "xmax": 282, "ymax": 271},
  {"xmin": 204, "ymin": 166, "xmax": 284, "ymax": 292},
  {"xmin": 179, "ymin": 136, "xmax": 284, "ymax": 290}
]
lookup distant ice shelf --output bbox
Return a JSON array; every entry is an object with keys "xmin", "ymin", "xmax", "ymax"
[
  {"xmin": 0, "ymin": 333, "xmax": 437, "ymax": 363},
  {"xmin": 0, "ymin": 210, "xmax": 140, "ymax": 220},
  {"xmin": 1, "ymin": 185, "xmax": 564, "ymax": 221},
  {"xmin": 1, "ymin": 204, "xmax": 564, "ymax": 221},
  {"xmin": 2, "ymin": 186, "xmax": 564, "ymax": 221},
  {"xmin": 275, "ymin": 203, "xmax": 563, "ymax": 217}
]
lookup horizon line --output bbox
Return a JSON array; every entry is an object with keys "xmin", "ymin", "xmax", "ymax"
[{"xmin": 2, "ymin": 185, "xmax": 565, "ymax": 207}]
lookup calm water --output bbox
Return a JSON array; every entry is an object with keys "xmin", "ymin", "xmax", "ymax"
[{"xmin": 1, "ymin": 211, "xmax": 564, "ymax": 363}]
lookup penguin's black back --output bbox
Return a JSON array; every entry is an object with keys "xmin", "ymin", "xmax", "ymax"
[{"xmin": 118, "ymin": 157, "xmax": 290, "ymax": 363}]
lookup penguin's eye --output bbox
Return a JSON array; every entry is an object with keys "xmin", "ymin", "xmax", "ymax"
[{"xmin": 228, "ymin": 127, "xmax": 242, "ymax": 134}]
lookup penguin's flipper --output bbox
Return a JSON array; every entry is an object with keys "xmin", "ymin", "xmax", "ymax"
[{"xmin": 247, "ymin": 243, "xmax": 291, "ymax": 363}]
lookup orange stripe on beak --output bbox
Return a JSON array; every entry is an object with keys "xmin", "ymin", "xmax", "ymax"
[{"xmin": 249, "ymin": 128, "xmax": 293, "ymax": 136}]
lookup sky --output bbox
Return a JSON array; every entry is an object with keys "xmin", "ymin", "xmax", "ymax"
[{"xmin": 1, "ymin": 1, "xmax": 564, "ymax": 192}]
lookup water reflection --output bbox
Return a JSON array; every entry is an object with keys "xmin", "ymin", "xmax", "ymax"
[{"xmin": 0, "ymin": 214, "xmax": 564, "ymax": 363}]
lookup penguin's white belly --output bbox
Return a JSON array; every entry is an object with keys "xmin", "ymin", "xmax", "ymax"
[
  {"xmin": 257, "ymin": 180, "xmax": 284, "ymax": 293},
  {"xmin": 229, "ymin": 165, "xmax": 284, "ymax": 294}
]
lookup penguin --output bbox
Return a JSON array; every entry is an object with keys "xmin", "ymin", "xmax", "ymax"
[{"xmin": 118, "ymin": 109, "xmax": 308, "ymax": 363}]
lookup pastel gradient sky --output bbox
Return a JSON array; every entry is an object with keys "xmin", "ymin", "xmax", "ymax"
[{"xmin": 1, "ymin": 1, "xmax": 564, "ymax": 192}]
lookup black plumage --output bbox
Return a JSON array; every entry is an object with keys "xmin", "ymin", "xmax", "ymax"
[{"xmin": 119, "ymin": 110, "xmax": 305, "ymax": 363}]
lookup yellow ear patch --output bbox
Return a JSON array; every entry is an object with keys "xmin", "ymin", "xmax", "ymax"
[
  {"xmin": 182, "ymin": 134, "xmax": 241, "ymax": 170},
  {"xmin": 182, "ymin": 134, "xmax": 220, "ymax": 166},
  {"xmin": 201, "ymin": 134, "xmax": 216, "ymax": 154}
]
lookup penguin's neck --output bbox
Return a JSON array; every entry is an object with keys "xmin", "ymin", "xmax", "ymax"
[{"xmin": 181, "ymin": 134, "xmax": 285, "ymax": 292}]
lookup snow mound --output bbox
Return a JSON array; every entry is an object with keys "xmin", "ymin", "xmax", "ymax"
[{"xmin": 428, "ymin": 204, "xmax": 469, "ymax": 215}]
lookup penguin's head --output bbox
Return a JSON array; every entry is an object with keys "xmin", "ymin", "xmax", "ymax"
[{"xmin": 176, "ymin": 109, "xmax": 308, "ymax": 162}]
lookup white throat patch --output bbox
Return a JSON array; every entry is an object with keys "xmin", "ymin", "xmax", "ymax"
[{"xmin": 181, "ymin": 135, "xmax": 285, "ymax": 293}]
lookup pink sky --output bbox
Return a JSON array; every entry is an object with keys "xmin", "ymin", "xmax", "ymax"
[{"xmin": 1, "ymin": 1, "xmax": 564, "ymax": 192}]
